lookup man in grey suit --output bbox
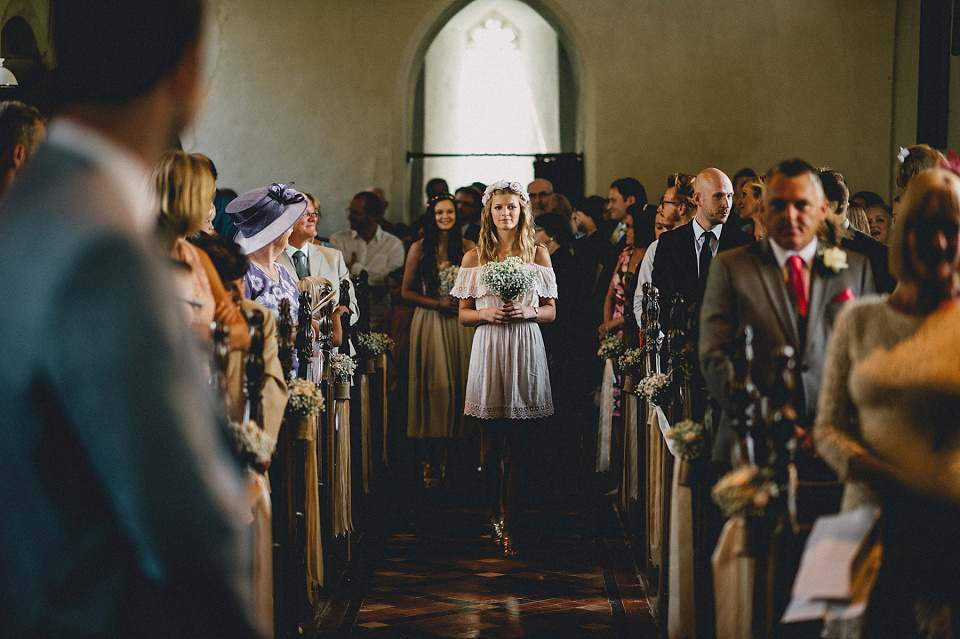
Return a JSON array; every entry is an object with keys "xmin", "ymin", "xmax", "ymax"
[
  {"xmin": 0, "ymin": 1, "xmax": 260, "ymax": 637},
  {"xmin": 277, "ymin": 190, "xmax": 360, "ymax": 323},
  {"xmin": 700, "ymin": 159, "xmax": 875, "ymax": 465}
]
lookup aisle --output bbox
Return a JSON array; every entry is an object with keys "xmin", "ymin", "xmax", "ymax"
[{"xmin": 315, "ymin": 488, "xmax": 659, "ymax": 639}]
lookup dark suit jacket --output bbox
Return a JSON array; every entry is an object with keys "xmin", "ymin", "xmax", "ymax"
[
  {"xmin": 699, "ymin": 239, "xmax": 875, "ymax": 463},
  {"xmin": 840, "ymin": 228, "xmax": 894, "ymax": 293},
  {"xmin": 652, "ymin": 220, "xmax": 755, "ymax": 328},
  {"xmin": 0, "ymin": 141, "xmax": 259, "ymax": 637}
]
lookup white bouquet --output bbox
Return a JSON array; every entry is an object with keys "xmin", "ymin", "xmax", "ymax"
[
  {"xmin": 598, "ymin": 334, "xmax": 624, "ymax": 360},
  {"xmin": 354, "ymin": 332, "xmax": 395, "ymax": 358},
  {"xmin": 330, "ymin": 353, "xmax": 357, "ymax": 383},
  {"xmin": 227, "ymin": 419, "xmax": 276, "ymax": 473},
  {"xmin": 712, "ymin": 465, "xmax": 780, "ymax": 518},
  {"xmin": 287, "ymin": 379, "xmax": 325, "ymax": 417},
  {"xmin": 438, "ymin": 264, "xmax": 460, "ymax": 298},
  {"xmin": 480, "ymin": 256, "xmax": 536, "ymax": 303},
  {"xmin": 637, "ymin": 371, "xmax": 672, "ymax": 407}
]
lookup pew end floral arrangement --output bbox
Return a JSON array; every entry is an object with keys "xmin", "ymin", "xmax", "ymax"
[
  {"xmin": 330, "ymin": 353, "xmax": 357, "ymax": 384},
  {"xmin": 637, "ymin": 371, "xmax": 673, "ymax": 407},
  {"xmin": 287, "ymin": 378, "xmax": 325, "ymax": 417},
  {"xmin": 711, "ymin": 465, "xmax": 780, "ymax": 518},
  {"xmin": 665, "ymin": 418, "xmax": 706, "ymax": 461}
]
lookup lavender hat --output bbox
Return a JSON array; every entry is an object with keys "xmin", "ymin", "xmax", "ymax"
[{"xmin": 226, "ymin": 182, "xmax": 307, "ymax": 254}]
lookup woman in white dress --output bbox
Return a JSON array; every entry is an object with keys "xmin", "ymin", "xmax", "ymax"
[{"xmin": 453, "ymin": 180, "xmax": 557, "ymax": 554}]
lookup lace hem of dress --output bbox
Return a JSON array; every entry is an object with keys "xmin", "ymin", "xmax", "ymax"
[{"xmin": 465, "ymin": 403, "xmax": 554, "ymax": 419}]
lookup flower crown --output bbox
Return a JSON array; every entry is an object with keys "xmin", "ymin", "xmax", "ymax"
[{"xmin": 482, "ymin": 180, "xmax": 530, "ymax": 206}]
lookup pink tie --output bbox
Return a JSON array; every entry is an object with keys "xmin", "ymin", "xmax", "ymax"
[{"xmin": 787, "ymin": 255, "xmax": 807, "ymax": 317}]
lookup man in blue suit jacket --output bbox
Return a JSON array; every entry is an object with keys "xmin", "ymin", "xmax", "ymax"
[{"xmin": 0, "ymin": 1, "xmax": 260, "ymax": 637}]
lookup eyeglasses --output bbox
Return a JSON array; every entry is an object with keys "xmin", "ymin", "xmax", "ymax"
[
  {"xmin": 660, "ymin": 199, "xmax": 677, "ymax": 206},
  {"xmin": 304, "ymin": 210, "xmax": 319, "ymax": 219}
]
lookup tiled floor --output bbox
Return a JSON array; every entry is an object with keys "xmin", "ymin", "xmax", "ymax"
[{"xmin": 316, "ymin": 492, "xmax": 660, "ymax": 639}]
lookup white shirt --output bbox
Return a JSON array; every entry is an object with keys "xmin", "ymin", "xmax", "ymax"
[
  {"xmin": 692, "ymin": 218, "xmax": 724, "ymax": 277},
  {"xmin": 632, "ymin": 239, "xmax": 658, "ymax": 319},
  {"xmin": 769, "ymin": 237, "xmax": 818, "ymax": 297},
  {"xmin": 330, "ymin": 225, "xmax": 405, "ymax": 288},
  {"xmin": 330, "ymin": 225, "xmax": 405, "ymax": 331},
  {"xmin": 47, "ymin": 118, "xmax": 155, "ymax": 236}
]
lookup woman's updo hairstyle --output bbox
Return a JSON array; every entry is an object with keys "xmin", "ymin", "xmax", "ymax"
[
  {"xmin": 897, "ymin": 144, "xmax": 946, "ymax": 190},
  {"xmin": 669, "ymin": 172, "xmax": 697, "ymax": 218}
]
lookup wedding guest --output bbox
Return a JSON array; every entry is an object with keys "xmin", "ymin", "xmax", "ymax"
[
  {"xmin": 897, "ymin": 144, "xmax": 945, "ymax": 193},
  {"xmin": 426, "ymin": 177, "xmax": 449, "ymax": 201},
  {"xmin": 0, "ymin": 0, "xmax": 260, "ymax": 635},
  {"xmin": 189, "ymin": 153, "xmax": 218, "ymax": 235},
  {"xmin": 850, "ymin": 190, "xmax": 885, "ymax": 210},
  {"xmin": 847, "ymin": 202, "xmax": 870, "ymax": 234},
  {"xmin": 528, "ymin": 177, "xmax": 555, "ymax": 216},
  {"xmin": 276, "ymin": 190, "xmax": 359, "ymax": 326},
  {"xmin": 819, "ymin": 166, "xmax": 895, "ymax": 293},
  {"xmin": 227, "ymin": 183, "xmax": 307, "ymax": 327},
  {"xmin": 553, "ymin": 193, "xmax": 573, "ymax": 222},
  {"xmin": 402, "ymin": 194, "xmax": 476, "ymax": 486},
  {"xmin": 454, "ymin": 180, "xmax": 557, "ymax": 554},
  {"xmin": 155, "ymin": 150, "xmax": 249, "ymax": 348},
  {"xmin": 599, "ymin": 204, "xmax": 644, "ymax": 340},
  {"xmin": 0, "ymin": 100, "xmax": 45, "ymax": 199},
  {"xmin": 737, "ymin": 175, "xmax": 764, "ymax": 241},
  {"xmin": 633, "ymin": 172, "xmax": 696, "ymax": 305},
  {"xmin": 866, "ymin": 203, "xmax": 893, "ymax": 244},
  {"xmin": 455, "ymin": 185, "xmax": 483, "ymax": 242},
  {"xmin": 330, "ymin": 191, "xmax": 405, "ymax": 331},
  {"xmin": 815, "ymin": 167, "xmax": 960, "ymax": 636},
  {"xmin": 364, "ymin": 185, "xmax": 404, "ymax": 238},
  {"xmin": 193, "ymin": 233, "xmax": 290, "ymax": 441}
]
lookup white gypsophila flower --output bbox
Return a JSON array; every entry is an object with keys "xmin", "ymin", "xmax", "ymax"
[
  {"xmin": 330, "ymin": 353, "xmax": 357, "ymax": 383},
  {"xmin": 355, "ymin": 332, "xmax": 394, "ymax": 357},
  {"xmin": 821, "ymin": 246, "xmax": 848, "ymax": 273},
  {"xmin": 480, "ymin": 256, "xmax": 536, "ymax": 302},
  {"xmin": 287, "ymin": 379, "xmax": 325, "ymax": 416},
  {"xmin": 482, "ymin": 180, "xmax": 530, "ymax": 205}
]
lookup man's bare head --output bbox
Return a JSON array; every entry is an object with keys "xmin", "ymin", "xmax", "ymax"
[{"xmin": 693, "ymin": 168, "xmax": 734, "ymax": 230}]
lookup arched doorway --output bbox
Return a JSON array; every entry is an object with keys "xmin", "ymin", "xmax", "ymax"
[{"xmin": 408, "ymin": 0, "xmax": 582, "ymax": 217}]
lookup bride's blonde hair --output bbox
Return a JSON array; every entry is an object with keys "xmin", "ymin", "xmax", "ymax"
[{"xmin": 477, "ymin": 184, "xmax": 536, "ymax": 264}]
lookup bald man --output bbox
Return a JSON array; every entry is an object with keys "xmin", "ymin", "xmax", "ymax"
[
  {"xmin": 652, "ymin": 168, "xmax": 755, "ymax": 317},
  {"xmin": 528, "ymin": 178, "xmax": 555, "ymax": 216}
]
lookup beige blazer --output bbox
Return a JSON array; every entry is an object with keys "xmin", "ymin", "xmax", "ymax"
[{"xmin": 277, "ymin": 242, "xmax": 359, "ymax": 324}]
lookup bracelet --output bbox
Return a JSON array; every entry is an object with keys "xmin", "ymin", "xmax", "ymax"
[{"xmin": 533, "ymin": 306, "xmax": 539, "ymax": 321}]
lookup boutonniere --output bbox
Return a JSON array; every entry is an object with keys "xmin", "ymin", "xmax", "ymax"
[{"xmin": 816, "ymin": 245, "xmax": 848, "ymax": 276}]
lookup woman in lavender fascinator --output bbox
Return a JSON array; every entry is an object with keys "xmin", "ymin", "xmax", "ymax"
[{"xmin": 226, "ymin": 182, "xmax": 308, "ymax": 326}]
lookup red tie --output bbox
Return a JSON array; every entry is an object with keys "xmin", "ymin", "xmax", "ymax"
[{"xmin": 787, "ymin": 255, "xmax": 808, "ymax": 317}]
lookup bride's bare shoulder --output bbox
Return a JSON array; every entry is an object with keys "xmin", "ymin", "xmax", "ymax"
[{"xmin": 461, "ymin": 247, "xmax": 481, "ymax": 268}]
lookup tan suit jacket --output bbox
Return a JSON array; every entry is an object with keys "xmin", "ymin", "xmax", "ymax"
[{"xmin": 227, "ymin": 299, "xmax": 289, "ymax": 441}]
